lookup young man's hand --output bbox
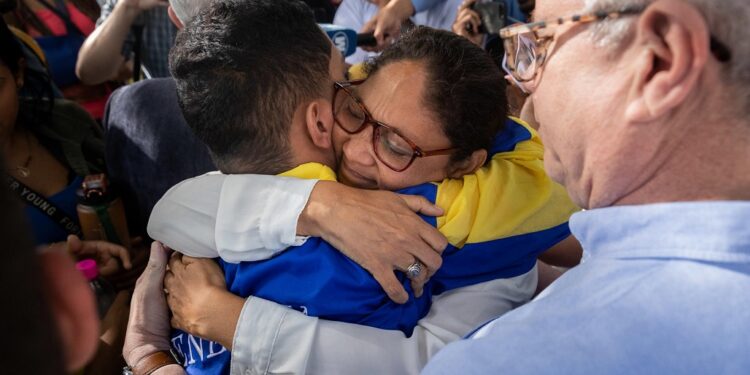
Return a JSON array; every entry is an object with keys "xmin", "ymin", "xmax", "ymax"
[{"xmin": 164, "ymin": 254, "xmax": 242, "ymax": 349}]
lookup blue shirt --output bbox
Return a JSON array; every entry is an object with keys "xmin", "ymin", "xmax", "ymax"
[
  {"xmin": 24, "ymin": 176, "xmax": 82, "ymax": 245},
  {"xmin": 424, "ymin": 201, "xmax": 750, "ymax": 374}
]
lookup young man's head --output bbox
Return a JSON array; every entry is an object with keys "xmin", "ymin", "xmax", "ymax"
[{"xmin": 170, "ymin": 0, "xmax": 345, "ymax": 174}]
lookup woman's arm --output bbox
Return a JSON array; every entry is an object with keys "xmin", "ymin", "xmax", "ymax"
[{"xmin": 149, "ymin": 173, "xmax": 447, "ymax": 303}]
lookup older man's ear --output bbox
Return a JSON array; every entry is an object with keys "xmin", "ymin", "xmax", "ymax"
[{"xmin": 624, "ymin": 0, "xmax": 711, "ymax": 124}]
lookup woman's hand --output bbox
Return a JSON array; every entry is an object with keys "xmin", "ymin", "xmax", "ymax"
[
  {"xmin": 123, "ymin": 242, "xmax": 173, "ymax": 368},
  {"xmin": 298, "ymin": 181, "xmax": 448, "ymax": 304},
  {"xmin": 164, "ymin": 254, "xmax": 243, "ymax": 349},
  {"xmin": 452, "ymin": 0, "xmax": 484, "ymax": 46},
  {"xmin": 65, "ymin": 235, "xmax": 132, "ymax": 276}
]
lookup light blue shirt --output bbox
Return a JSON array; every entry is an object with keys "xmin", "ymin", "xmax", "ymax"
[{"xmin": 424, "ymin": 201, "xmax": 750, "ymax": 374}]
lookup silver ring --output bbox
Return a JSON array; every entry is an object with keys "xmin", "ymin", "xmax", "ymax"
[{"xmin": 406, "ymin": 262, "xmax": 422, "ymax": 279}]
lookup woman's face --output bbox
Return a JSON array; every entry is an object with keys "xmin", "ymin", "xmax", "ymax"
[
  {"xmin": 333, "ymin": 60, "xmax": 455, "ymax": 191},
  {"xmin": 0, "ymin": 62, "xmax": 20, "ymax": 140}
]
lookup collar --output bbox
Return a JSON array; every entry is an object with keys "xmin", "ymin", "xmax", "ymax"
[
  {"xmin": 571, "ymin": 201, "xmax": 750, "ymax": 263},
  {"xmin": 278, "ymin": 162, "xmax": 337, "ymax": 182}
]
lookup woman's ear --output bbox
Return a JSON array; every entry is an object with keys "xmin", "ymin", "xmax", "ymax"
[
  {"xmin": 448, "ymin": 149, "xmax": 487, "ymax": 178},
  {"xmin": 304, "ymin": 99, "xmax": 335, "ymax": 150},
  {"xmin": 37, "ymin": 249, "xmax": 100, "ymax": 372},
  {"xmin": 15, "ymin": 58, "xmax": 25, "ymax": 89}
]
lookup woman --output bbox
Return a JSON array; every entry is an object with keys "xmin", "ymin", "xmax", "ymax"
[
  {"xmin": 4, "ymin": 0, "xmax": 127, "ymax": 120},
  {"xmin": 146, "ymin": 26, "xmax": 579, "ymax": 373},
  {"xmin": 1, "ymin": 20, "xmax": 132, "ymax": 272}
]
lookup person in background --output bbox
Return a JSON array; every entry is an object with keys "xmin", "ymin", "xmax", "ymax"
[
  {"xmin": 424, "ymin": 0, "xmax": 750, "ymax": 372},
  {"xmin": 334, "ymin": 0, "xmax": 462, "ymax": 63},
  {"xmin": 76, "ymin": 0, "xmax": 176, "ymax": 84},
  {"xmin": 3, "ymin": 0, "xmax": 124, "ymax": 119},
  {"xmin": 355, "ymin": 0, "xmax": 524, "ymax": 52},
  {"xmin": 0, "ymin": 152, "xmax": 101, "ymax": 374},
  {"xmin": 1, "ymin": 18, "xmax": 132, "ymax": 273}
]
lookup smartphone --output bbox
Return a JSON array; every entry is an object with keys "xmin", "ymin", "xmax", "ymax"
[{"xmin": 471, "ymin": 1, "xmax": 507, "ymax": 34}]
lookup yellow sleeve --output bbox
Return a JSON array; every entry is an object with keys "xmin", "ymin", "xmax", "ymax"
[{"xmin": 436, "ymin": 119, "xmax": 579, "ymax": 248}]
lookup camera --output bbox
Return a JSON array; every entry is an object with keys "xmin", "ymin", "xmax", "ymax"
[{"xmin": 469, "ymin": 1, "xmax": 507, "ymax": 34}]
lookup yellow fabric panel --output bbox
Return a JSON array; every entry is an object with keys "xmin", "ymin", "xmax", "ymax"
[
  {"xmin": 347, "ymin": 62, "xmax": 369, "ymax": 81},
  {"xmin": 436, "ymin": 119, "xmax": 579, "ymax": 247},
  {"xmin": 9, "ymin": 26, "xmax": 47, "ymax": 66},
  {"xmin": 278, "ymin": 162, "xmax": 338, "ymax": 182}
]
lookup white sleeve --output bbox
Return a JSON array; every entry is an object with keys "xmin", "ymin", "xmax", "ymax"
[
  {"xmin": 147, "ymin": 172, "xmax": 317, "ymax": 262},
  {"xmin": 230, "ymin": 266, "xmax": 538, "ymax": 374}
]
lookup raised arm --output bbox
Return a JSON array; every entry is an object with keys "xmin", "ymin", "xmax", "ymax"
[{"xmin": 76, "ymin": 0, "xmax": 166, "ymax": 84}]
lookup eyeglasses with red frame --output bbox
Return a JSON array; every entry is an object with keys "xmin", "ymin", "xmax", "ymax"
[{"xmin": 332, "ymin": 80, "xmax": 456, "ymax": 172}]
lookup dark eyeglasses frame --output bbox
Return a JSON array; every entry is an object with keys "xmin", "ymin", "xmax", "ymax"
[
  {"xmin": 332, "ymin": 80, "xmax": 456, "ymax": 172},
  {"xmin": 499, "ymin": 4, "xmax": 732, "ymax": 85}
]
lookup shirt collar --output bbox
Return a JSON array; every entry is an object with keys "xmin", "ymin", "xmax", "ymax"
[
  {"xmin": 571, "ymin": 201, "xmax": 750, "ymax": 263},
  {"xmin": 278, "ymin": 163, "xmax": 337, "ymax": 182}
]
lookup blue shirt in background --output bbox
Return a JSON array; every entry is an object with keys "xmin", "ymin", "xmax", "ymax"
[{"xmin": 424, "ymin": 201, "xmax": 750, "ymax": 374}]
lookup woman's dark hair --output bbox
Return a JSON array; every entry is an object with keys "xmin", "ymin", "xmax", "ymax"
[
  {"xmin": 0, "ymin": 154, "xmax": 66, "ymax": 374},
  {"xmin": 0, "ymin": 16, "xmax": 23, "ymax": 74},
  {"xmin": 1, "ymin": 17, "xmax": 55, "ymax": 130},
  {"xmin": 365, "ymin": 27, "xmax": 508, "ymax": 163}
]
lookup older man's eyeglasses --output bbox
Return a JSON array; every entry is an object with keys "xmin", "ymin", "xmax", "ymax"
[
  {"xmin": 332, "ymin": 81, "xmax": 455, "ymax": 172},
  {"xmin": 499, "ymin": 5, "xmax": 732, "ymax": 88}
]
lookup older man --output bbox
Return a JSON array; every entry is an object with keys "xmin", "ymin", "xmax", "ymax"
[{"xmin": 424, "ymin": 0, "xmax": 750, "ymax": 373}]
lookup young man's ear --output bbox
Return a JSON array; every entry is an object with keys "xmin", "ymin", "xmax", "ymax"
[
  {"xmin": 304, "ymin": 98, "xmax": 335, "ymax": 150},
  {"xmin": 38, "ymin": 249, "xmax": 100, "ymax": 372},
  {"xmin": 167, "ymin": 6, "xmax": 185, "ymax": 29},
  {"xmin": 624, "ymin": 0, "xmax": 710, "ymax": 123},
  {"xmin": 448, "ymin": 149, "xmax": 487, "ymax": 178}
]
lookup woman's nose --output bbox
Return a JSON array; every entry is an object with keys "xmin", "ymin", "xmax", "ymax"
[{"xmin": 342, "ymin": 125, "xmax": 377, "ymax": 167}]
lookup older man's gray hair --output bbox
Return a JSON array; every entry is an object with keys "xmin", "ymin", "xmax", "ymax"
[{"xmin": 584, "ymin": 0, "xmax": 750, "ymax": 116}]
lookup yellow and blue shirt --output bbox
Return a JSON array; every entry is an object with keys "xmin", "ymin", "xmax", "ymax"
[{"xmin": 172, "ymin": 117, "xmax": 578, "ymax": 374}]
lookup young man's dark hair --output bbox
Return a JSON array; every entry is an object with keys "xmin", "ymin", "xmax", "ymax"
[
  {"xmin": 365, "ymin": 27, "xmax": 507, "ymax": 164},
  {"xmin": 169, "ymin": 0, "xmax": 332, "ymax": 174}
]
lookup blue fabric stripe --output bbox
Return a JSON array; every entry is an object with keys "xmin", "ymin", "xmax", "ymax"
[
  {"xmin": 491, "ymin": 118, "xmax": 532, "ymax": 154},
  {"xmin": 433, "ymin": 222, "xmax": 571, "ymax": 294}
]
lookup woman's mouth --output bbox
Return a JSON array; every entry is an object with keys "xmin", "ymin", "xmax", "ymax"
[{"xmin": 338, "ymin": 160, "xmax": 377, "ymax": 189}]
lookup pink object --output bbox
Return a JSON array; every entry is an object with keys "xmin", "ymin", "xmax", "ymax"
[{"xmin": 76, "ymin": 259, "xmax": 99, "ymax": 281}]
